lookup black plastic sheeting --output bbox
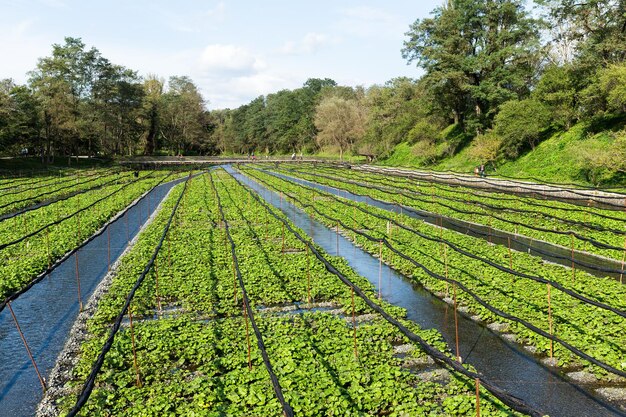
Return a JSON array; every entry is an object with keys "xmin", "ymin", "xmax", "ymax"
[
  {"xmin": 209, "ymin": 173, "xmax": 294, "ymax": 417},
  {"xmin": 0, "ymin": 175, "xmax": 186, "ymax": 417},
  {"xmin": 230, "ymin": 166, "xmax": 626, "ymax": 417}
]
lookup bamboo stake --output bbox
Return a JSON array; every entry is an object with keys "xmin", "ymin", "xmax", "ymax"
[
  {"xmin": 336, "ymin": 222, "xmax": 339, "ymax": 256},
  {"xmin": 154, "ymin": 257, "xmax": 162, "ymax": 314},
  {"xmin": 128, "ymin": 305, "xmax": 142, "ymax": 387},
  {"xmin": 306, "ymin": 244, "xmax": 311, "ymax": 303},
  {"xmin": 107, "ymin": 226, "xmax": 111, "ymax": 271},
  {"xmin": 619, "ymin": 238, "xmax": 626, "ymax": 284},
  {"xmin": 7, "ymin": 301, "xmax": 46, "ymax": 393},
  {"xmin": 475, "ymin": 378, "xmax": 481, "ymax": 417},
  {"xmin": 243, "ymin": 299, "xmax": 252, "ymax": 370},
  {"xmin": 547, "ymin": 283, "xmax": 553, "ymax": 358},
  {"xmin": 75, "ymin": 252, "xmax": 83, "ymax": 312},
  {"xmin": 378, "ymin": 240, "xmax": 383, "ymax": 300},
  {"xmin": 351, "ymin": 287, "xmax": 358, "ymax": 359},
  {"xmin": 232, "ymin": 252, "xmax": 238, "ymax": 305},
  {"xmin": 45, "ymin": 227, "xmax": 51, "ymax": 269},
  {"xmin": 453, "ymin": 284, "xmax": 460, "ymax": 363},
  {"xmin": 570, "ymin": 233, "xmax": 575, "ymax": 282},
  {"xmin": 507, "ymin": 236, "xmax": 513, "ymax": 270}
]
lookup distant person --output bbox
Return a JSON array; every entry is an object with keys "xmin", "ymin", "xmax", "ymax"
[
  {"xmin": 299, "ymin": 151, "xmax": 303, "ymax": 161},
  {"xmin": 479, "ymin": 164, "xmax": 486, "ymax": 178},
  {"xmin": 291, "ymin": 152, "xmax": 296, "ymax": 160},
  {"xmin": 474, "ymin": 166, "xmax": 479, "ymax": 177}
]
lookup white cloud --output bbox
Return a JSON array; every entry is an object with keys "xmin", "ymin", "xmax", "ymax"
[
  {"xmin": 198, "ymin": 44, "xmax": 265, "ymax": 76},
  {"xmin": 280, "ymin": 32, "xmax": 337, "ymax": 55},
  {"xmin": 337, "ymin": 6, "xmax": 405, "ymax": 39}
]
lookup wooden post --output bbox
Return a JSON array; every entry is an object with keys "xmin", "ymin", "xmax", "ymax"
[
  {"xmin": 128, "ymin": 305, "xmax": 142, "ymax": 387},
  {"xmin": 378, "ymin": 240, "xmax": 383, "ymax": 300},
  {"xmin": 107, "ymin": 226, "xmax": 111, "ymax": 271},
  {"xmin": 154, "ymin": 258, "xmax": 162, "ymax": 314},
  {"xmin": 45, "ymin": 227, "xmax": 51, "ymax": 269},
  {"xmin": 336, "ymin": 222, "xmax": 339, "ymax": 256},
  {"xmin": 507, "ymin": 236, "xmax": 513, "ymax": 270},
  {"xmin": 306, "ymin": 244, "xmax": 311, "ymax": 303},
  {"xmin": 475, "ymin": 378, "xmax": 481, "ymax": 417},
  {"xmin": 547, "ymin": 283, "xmax": 553, "ymax": 358},
  {"xmin": 351, "ymin": 287, "xmax": 358, "ymax": 359},
  {"xmin": 453, "ymin": 284, "xmax": 461, "ymax": 363},
  {"xmin": 232, "ymin": 253, "xmax": 238, "ymax": 305},
  {"xmin": 7, "ymin": 302, "xmax": 47, "ymax": 393},
  {"xmin": 570, "ymin": 233, "xmax": 575, "ymax": 282},
  {"xmin": 619, "ymin": 237, "xmax": 626, "ymax": 284},
  {"xmin": 282, "ymin": 222, "xmax": 285, "ymax": 255},
  {"xmin": 75, "ymin": 252, "xmax": 83, "ymax": 312},
  {"xmin": 243, "ymin": 299, "xmax": 252, "ymax": 370}
]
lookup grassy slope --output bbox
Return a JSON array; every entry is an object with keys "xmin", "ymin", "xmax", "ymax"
[{"xmin": 381, "ymin": 121, "xmax": 625, "ymax": 187}]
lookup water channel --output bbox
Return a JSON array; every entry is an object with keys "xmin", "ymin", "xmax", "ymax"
[
  {"xmin": 230, "ymin": 166, "xmax": 626, "ymax": 417},
  {"xmin": 0, "ymin": 176, "xmax": 186, "ymax": 416}
]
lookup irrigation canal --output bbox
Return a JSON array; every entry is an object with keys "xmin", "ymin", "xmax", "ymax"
[
  {"xmin": 231, "ymin": 166, "xmax": 626, "ymax": 417},
  {"xmin": 0, "ymin": 176, "xmax": 186, "ymax": 416},
  {"xmin": 258, "ymin": 168, "xmax": 625, "ymax": 281}
]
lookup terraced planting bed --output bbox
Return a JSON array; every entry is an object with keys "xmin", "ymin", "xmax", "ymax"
[
  {"xmin": 242, "ymin": 166, "xmax": 626, "ymax": 386},
  {"xmin": 270, "ymin": 164, "xmax": 626, "ymax": 263},
  {"xmin": 44, "ymin": 170, "xmax": 532, "ymax": 416},
  {"xmin": 0, "ymin": 170, "xmax": 181, "ymax": 304}
]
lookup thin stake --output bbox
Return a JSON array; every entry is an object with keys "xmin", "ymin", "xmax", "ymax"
[
  {"xmin": 475, "ymin": 378, "xmax": 481, "ymax": 417},
  {"xmin": 351, "ymin": 286, "xmax": 358, "ymax": 359},
  {"xmin": 336, "ymin": 222, "xmax": 339, "ymax": 256},
  {"xmin": 128, "ymin": 306, "xmax": 142, "ymax": 387},
  {"xmin": 306, "ymin": 244, "xmax": 311, "ymax": 303},
  {"xmin": 570, "ymin": 233, "xmax": 575, "ymax": 282},
  {"xmin": 154, "ymin": 258, "xmax": 162, "ymax": 314},
  {"xmin": 547, "ymin": 283, "xmax": 553, "ymax": 358},
  {"xmin": 107, "ymin": 226, "xmax": 111, "ymax": 271},
  {"xmin": 378, "ymin": 240, "xmax": 383, "ymax": 300},
  {"xmin": 619, "ymin": 238, "xmax": 626, "ymax": 284},
  {"xmin": 7, "ymin": 302, "xmax": 46, "ymax": 393},
  {"xmin": 507, "ymin": 236, "xmax": 512, "ymax": 270},
  {"xmin": 453, "ymin": 284, "xmax": 461, "ymax": 363},
  {"xmin": 45, "ymin": 227, "xmax": 51, "ymax": 269},
  {"xmin": 243, "ymin": 299, "xmax": 252, "ymax": 370},
  {"xmin": 232, "ymin": 252, "xmax": 238, "ymax": 305},
  {"xmin": 282, "ymin": 222, "xmax": 285, "ymax": 254},
  {"xmin": 75, "ymin": 252, "xmax": 83, "ymax": 312}
]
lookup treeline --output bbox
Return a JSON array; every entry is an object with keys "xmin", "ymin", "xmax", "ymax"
[
  {"xmin": 0, "ymin": 37, "xmax": 212, "ymax": 163},
  {"xmin": 2, "ymin": 1, "xmax": 625, "ymax": 171},
  {"xmin": 207, "ymin": 0, "xmax": 626, "ymax": 172}
]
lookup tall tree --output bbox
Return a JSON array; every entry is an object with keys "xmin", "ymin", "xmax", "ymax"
[
  {"xmin": 160, "ymin": 76, "xmax": 206, "ymax": 154},
  {"xmin": 402, "ymin": 0, "xmax": 543, "ymax": 133}
]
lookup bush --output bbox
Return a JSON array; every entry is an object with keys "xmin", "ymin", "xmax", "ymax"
[{"xmin": 494, "ymin": 99, "xmax": 550, "ymax": 158}]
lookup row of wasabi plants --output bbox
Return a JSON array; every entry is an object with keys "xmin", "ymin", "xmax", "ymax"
[
  {"xmin": 270, "ymin": 164, "xmax": 626, "ymax": 263},
  {"xmin": 0, "ymin": 170, "xmax": 180, "ymax": 301},
  {"xmin": 55, "ymin": 170, "xmax": 525, "ymax": 416},
  {"xmin": 242, "ymin": 167, "xmax": 626, "ymax": 383}
]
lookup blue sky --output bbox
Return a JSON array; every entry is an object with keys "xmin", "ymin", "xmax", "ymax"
[{"xmin": 0, "ymin": 0, "xmax": 441, "ymax": 109}]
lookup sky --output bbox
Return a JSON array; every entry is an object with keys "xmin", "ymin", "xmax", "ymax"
[{"xmin": 0, "ymin": 0, "xmax": 442, "ymax": 109}]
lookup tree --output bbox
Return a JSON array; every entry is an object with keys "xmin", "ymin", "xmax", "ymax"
[
  {"xmin": 160, "ymin": 76, "xmax": 206, "ymax": 155},
  {"xmin": 141, "ymin": 75, "xmax": 164, "ymax": 155},
  {"xmin": 402, "ymin": 0, "xmax": 543, "ymax": 133},
  {"xmin": 493, "ymin": 99, "xmax": 551, "ymax": 157},
  {"xmin": 314, "ymin": 93, "xmax": 367, "ymax": 160}
]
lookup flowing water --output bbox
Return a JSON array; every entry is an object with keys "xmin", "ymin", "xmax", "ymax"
[
  {"xmin": 0, "ymin": 176, "xmax": 186, "ymax": 416},
  {"xmin": 230, "ymin": 166, "xmax": 626, "ymax": 417}
]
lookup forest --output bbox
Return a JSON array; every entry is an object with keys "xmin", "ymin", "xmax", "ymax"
[{"xmin": 1, "ymin": 0, "xmax": 625, "ymax": 180}]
